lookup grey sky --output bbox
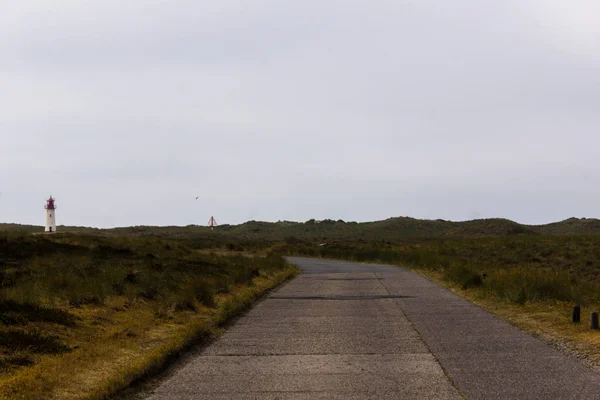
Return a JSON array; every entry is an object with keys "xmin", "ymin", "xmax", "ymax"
[{"xmin": 1, "ymin": 1, "xmax": 599, "ymax": 227}]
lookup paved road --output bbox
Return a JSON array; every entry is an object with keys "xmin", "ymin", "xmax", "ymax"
[{"xmin": 147, "ymin": 258, "xmax": 600, "ymax": 399}]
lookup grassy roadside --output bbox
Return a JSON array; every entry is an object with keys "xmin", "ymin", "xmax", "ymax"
[
  {"xmin": 0, "ymin": 233, "xmax": 299, "ymax": 400},
  {"xmin": 414, "ymin": 269, "xmax": 600, "ymax": 369}
]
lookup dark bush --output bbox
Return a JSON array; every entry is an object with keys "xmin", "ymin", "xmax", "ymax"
[
  {"xmin": 0, "ymin": 355, "xmax": 34, "ymax": 368},
  {"xmin": 0, "ymin": 329, "xmax": 70, "ymax": 354},
  {"xmin": 0, "ymin": 301, "xmax": 76, "ymax": 326},
  {"xmin": 444, "ymin": 265, "xmax": 483, "ymax": 289}
]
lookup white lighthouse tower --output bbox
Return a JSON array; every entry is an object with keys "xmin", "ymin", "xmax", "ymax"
[{"xmin": 45, "ymin": 196, "xmax": 57, "ymax": 233}]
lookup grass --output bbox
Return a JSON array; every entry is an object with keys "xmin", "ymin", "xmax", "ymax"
[
  {"xmin": 0, "ymin": 233, "xmax": 298, "ymax": 400},
  {"xmin": 4, "ymin": 218, "xmax": 600, "ymax": 397}
]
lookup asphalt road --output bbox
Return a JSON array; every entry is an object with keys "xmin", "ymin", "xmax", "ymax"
[{"xmin": 146, "ymin": 257, "xmax": 600, "ymax": 399}]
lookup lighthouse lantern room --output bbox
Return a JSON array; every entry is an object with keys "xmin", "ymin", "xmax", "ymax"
[{"xmin": 45, "ymin": 196, "xmax": 57, "ymax": 233}]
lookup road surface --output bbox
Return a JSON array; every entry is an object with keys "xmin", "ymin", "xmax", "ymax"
[{"xmin": 147, "ymin": 257, "xmax": 600, "ymax": 399}]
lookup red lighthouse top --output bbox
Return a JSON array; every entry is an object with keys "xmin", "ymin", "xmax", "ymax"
[{"xmin": 45, "ymin": 196, "xmax": 56, "ymax": 210}]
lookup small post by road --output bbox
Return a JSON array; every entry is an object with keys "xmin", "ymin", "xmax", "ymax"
[
  {"xmin": 573, "ymin": 306, "xmax": 581, "ymax": 323},
  {"xmin": 591, "ymin": 312, "xmax": 599, "ymax": 330}
]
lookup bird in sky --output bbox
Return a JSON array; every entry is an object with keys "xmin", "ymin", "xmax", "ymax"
[{"xmin": 195, "ymin": 197, "xmax": 199, "ymax": 200}]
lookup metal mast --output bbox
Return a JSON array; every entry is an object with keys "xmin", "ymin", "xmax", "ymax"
[{"xmin": 208, "ymin": 216, "xmax": 217, "ymax": 231}]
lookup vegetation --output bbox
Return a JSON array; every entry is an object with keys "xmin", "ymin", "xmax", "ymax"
[
  {"xmin": 4, "ymin": 216, "xmax": 600, "ymax": 243},
  {"xmin": 3, "ymin": 216, "xmax": 600, "ymax": 397},
  {"xmin": 0, "ymin": 232, "xmax": 297, "ymax": 400}
]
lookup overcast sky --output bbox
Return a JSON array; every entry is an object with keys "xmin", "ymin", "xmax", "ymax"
[{"xmin": 1, "ymin": 1, "xmax": 599, "ymax": 227}]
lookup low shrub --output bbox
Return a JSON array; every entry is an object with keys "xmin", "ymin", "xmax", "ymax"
[
  {"xmin": 189, "ymin": 277, "xmax": 216, "ymax": 307},
  {"xmin": 443, "ymin": 265, "xmax": 483, "ymax": 289}
]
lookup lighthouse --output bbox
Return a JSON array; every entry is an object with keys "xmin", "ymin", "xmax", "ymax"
[{"xmin": 45, "ymin": 196, "xmax": 57, "ymax": 233}]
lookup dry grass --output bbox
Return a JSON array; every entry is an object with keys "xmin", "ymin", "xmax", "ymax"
[
  {"xmin": 0, "ymin": 267, "xmax": 298, "ymax": 400},
  {"xmin": 0, "ymin": 232, "xmax": 299, "ymax": 400}
]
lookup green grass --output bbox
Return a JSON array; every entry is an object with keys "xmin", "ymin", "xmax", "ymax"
[{"xmin": 483, "ymin": 267, "xmax": 574, "ymax": 304}]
